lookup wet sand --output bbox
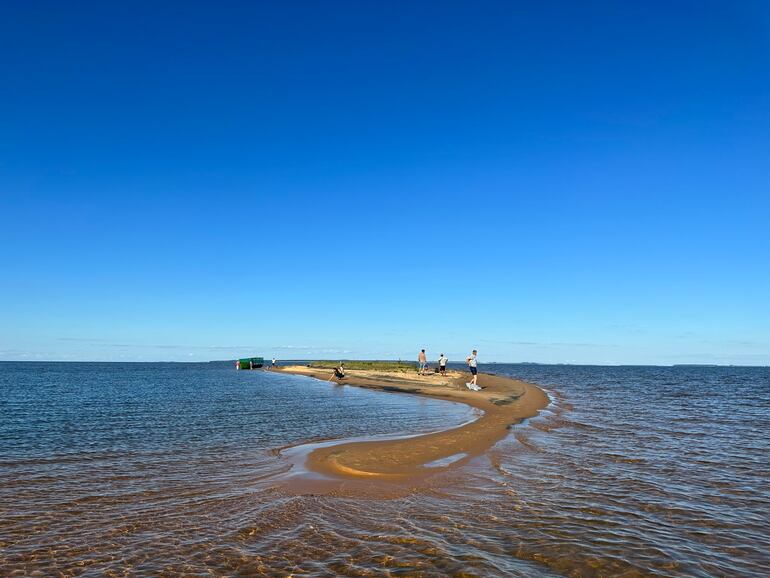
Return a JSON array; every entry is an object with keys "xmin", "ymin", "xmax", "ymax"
[{"xmin": 276, "ymin": 365, "xmax": 549, "ymax": 480}]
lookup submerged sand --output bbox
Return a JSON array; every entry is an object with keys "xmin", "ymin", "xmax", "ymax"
[{"xmin": 276, "ymin": 365, "xmax": 549, "ymax": 481}]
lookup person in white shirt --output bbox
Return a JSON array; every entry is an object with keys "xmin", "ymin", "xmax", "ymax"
[
  {"xmin": 438, "ymin": 354, "xmax": 448, "ymax": 376},
  {"xmin": 466, "ymin": 349, "xmax": 479, "ymax": 389},
  {"xmin": 328, "ymin": 362, "xmax": 346, "ymax": 382}
]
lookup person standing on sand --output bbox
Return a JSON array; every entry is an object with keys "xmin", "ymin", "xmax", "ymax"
[
  {"xmin": 438, "ymin": 353, "xmax": 448, "ymax": 376},
  {"xmin": 466, "ymin": 349, "xmax": 479, "ymax": 389},
  {"xmin": 418, "ymin": 349, "xmax": 427, "ymax": 375},
  {"xmin": 270, "ymin": 358, "xmax": 277, "ymax": 370}
]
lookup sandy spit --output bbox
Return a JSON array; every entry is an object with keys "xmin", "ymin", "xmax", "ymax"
[{"xmin": 275, "ymin": 365, "xmax": 549, "ymax": 481}]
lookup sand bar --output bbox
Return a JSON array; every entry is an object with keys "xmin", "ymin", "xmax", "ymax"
[{"xmin": 276, "ymin": 365, "xmax": 549, "ymax": 480}]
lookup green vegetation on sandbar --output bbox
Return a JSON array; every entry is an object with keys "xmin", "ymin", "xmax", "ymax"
[{"xmin": 308, "ymin": 360, "xmax": 418, "ymax": 373}]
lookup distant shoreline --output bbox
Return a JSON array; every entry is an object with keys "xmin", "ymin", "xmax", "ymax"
[
  {"xmin": 2, "ymin": 360, "xmax": 766, "ymax": 368},
  {"xmin": 275, "ymin": 365, "xmax": 549, "ymax": 483}
]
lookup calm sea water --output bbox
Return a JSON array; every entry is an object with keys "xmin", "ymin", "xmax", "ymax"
[{"xmin": 1, "ymin": 362, "xmax": 768, "ymax": 576}]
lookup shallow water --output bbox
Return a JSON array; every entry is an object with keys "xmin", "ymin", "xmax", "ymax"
[{"xmin": 1, "ymin": 362, "xmax": 769, "ymax": 576}]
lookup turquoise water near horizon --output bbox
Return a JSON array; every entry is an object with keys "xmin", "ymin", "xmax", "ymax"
[{"xmin": 1, "ymin": 362, "xmax": 768, "ymax": 576}]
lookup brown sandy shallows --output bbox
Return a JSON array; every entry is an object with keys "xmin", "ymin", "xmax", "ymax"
[{"xmin": 275, "ymin": 365, "xmax": 549, "ymax": 481}]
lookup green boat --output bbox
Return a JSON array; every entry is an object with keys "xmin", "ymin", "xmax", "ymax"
[{"xmin": 236, "ymin": 357, "xmax": 264, "ymax": 370}]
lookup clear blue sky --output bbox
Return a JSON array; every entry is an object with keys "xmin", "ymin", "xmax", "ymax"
[{"xmin": 2, "ymin": 1, "xmax": 768, "ymax": 365}]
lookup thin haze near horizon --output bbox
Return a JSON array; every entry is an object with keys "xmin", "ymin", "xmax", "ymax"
[{"xmin": 2, "ymin": 2, "xmax": 769, "ymax": 365}]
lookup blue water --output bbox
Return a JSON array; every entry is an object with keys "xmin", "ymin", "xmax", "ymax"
[
  {"xmin": 1, "ymin": 362, "xmax": 769, "ymax": 577},
  {"xmin": 1, "ymin": 362, "xmax": 473, "ymax": 460}
]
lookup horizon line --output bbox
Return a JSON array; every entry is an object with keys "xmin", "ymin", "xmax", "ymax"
[{"xmin": 0, "ymin": 359, "xmax": 767, "ymax": 368}]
